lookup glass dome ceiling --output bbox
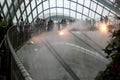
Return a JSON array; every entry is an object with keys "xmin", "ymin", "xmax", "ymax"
[{"xmin": 0, "ymin": 0, "xmax": 118, "ymax": 23}]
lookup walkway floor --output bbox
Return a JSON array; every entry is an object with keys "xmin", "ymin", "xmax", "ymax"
[{"xmin": 17, "ymin": 28, "xmax": 110, "ymax": 80}]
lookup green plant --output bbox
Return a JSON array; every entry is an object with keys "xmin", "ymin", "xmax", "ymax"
[{"xmin": 95, "ymin": 28, "xmax": 120, "ymax": 80}]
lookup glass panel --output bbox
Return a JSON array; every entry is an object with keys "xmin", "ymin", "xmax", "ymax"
[
  {"xmin": 109, "ymin": 12, "xmax": 114, "ymax": 17},
  {"xmin": 83, "ymin": 7, "xmax": 89, "ymax": 16},
  {"xmin": 39, "ymin": 14, "xmax": 43, "ymax": 18},
  {"xmin": 90, "ymin": 2, "xmax": 96, "ymax": 11},
  {"xmin": 16, "ymin": 9, "xmax": 21, "ymax": 19},
  {"xmin": 37, "ymin": 5, "xmax": 42, "ymax": 13},
  {"xmin": 33, "ymin": 9, "xmax": 37, "ymax": 18},
  {"xmin": 25, "ymin": 0, "xmax": 29, "ymax": 5},
  {"xmin": 64, "ymin": 9, "xmax": 69, "ymax": 16},
  {"xmin": 77, "ymin": 13, "xmax": 81, "ymax": 19},
  {"xmin": 77, "ymin": 4, "xmax": 82, "ymax": 13},
  {"xmin": 70, "ymin": 10, "xmax": 75, "ymax": 18},
  {"xmin": 89, "ymin": 10, "xmax": 95, "ymax": 18},
  {"xmin": 1, "ymin": 0, "xmax": 4, "ymax": 6},
  {"xmin": 72, "ymin": 0, "xmax": 77, "ymax": 1},
  {"xmin": 96, "ymin": 5, "xmax": 103, "ymax": 15},
  {"xmin": 20, "ymin": 3, "xmax": 25, "ymax": 12},
  {"xmin": 57, "ymin": 8, "xmax": 63, "ymax": 15},
  {"xmin": 22, "ymin": 12, "xmax": 26, "ymax": 21},
  {"xmin": 83, "ymin": 15, "xmax": 87, "ymax": 20},
  {"xmin": 78, "ymin": 0, "xmax": 84, "ymax": 4},
  {"xmin": 27, "ymin": 5, "xmax": 31, "ymax": 15},
  {"xmin": 64, "ymin": 0, "xmax": 69, "ymax": 8},
  {"xmin": 71, "ymin": 2, "xmax": 76, "ymax": 10},
  {"xmin": 57, "ymin": 0, "xmax": 63, "ymax": 7},
  {"xmin": 84, "ymin": 0, "xmax": 90, "ymax": 8},
  {"xmin": 95, "ymin": 13, "xmax": 100, "ymax": 19},
  {"xmin": 13, "ymin": 17, "xmax": 17, "ymax": 24},
  {"xmin": 3, "ymin": 4, "xmax": 7, "ymax": 15},
  {"xmin": 7, "ymin": 0, "xmax": 12, "ymax": 7},
  {"xmin": 44, "ymin": 10, "xmax": 50, "ymax": 18},
  {"xmin": 31, "ymin": 0, "xmax": 36, "ymax": 10},
  {"xmin": 51, "ymin": 8, "xmax": 56, "ymax": 14},
  {"xmin": 102, "ymin": 9, "xmax": 109, "ymax": 16},
  {"xmin": 50, "ymin": 0, "xmax": 55, "ymax": 7},
  {"xmin": 37, "ymin": 0, "xmax": 42, "ymax": 5},
  {"xmin": 43, "ymin": 1, "xmax": 49, "ymax": 10}
]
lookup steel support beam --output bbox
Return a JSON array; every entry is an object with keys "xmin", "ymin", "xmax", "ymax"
[
  {"xmin": 5, "ymin": 0, "xmax": 23, "ymax": 20},
  {"xmin": 5, "ymin": 0, "xmax": 33, "ymax": 21},
  {"xmin": 96, "ymin": 0, "xmax": 120, "ymax": 15}
]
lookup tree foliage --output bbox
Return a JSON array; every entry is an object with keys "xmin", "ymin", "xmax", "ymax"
[{"xmin": 95, "ymin": 29, "xmax": 120, "ymax": 80}]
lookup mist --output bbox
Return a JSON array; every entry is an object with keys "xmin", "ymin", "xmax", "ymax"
[{"xmin": 16, "ymin": 20, "xmax": 110, "ymax": 80}]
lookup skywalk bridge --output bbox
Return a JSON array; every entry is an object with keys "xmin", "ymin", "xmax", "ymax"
[{"xmin": 0, "ymin": 22, "xmax": 111, "ymax": 80}]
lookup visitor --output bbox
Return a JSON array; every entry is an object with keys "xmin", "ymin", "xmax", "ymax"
[{"xmin": 104, "ymin": 15, "xmax": 108, "ymax": 24}]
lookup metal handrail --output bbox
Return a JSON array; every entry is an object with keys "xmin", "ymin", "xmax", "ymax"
[{"xmin": 6, "ymin": 25, "xmax": 33, "ymax": 80}]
